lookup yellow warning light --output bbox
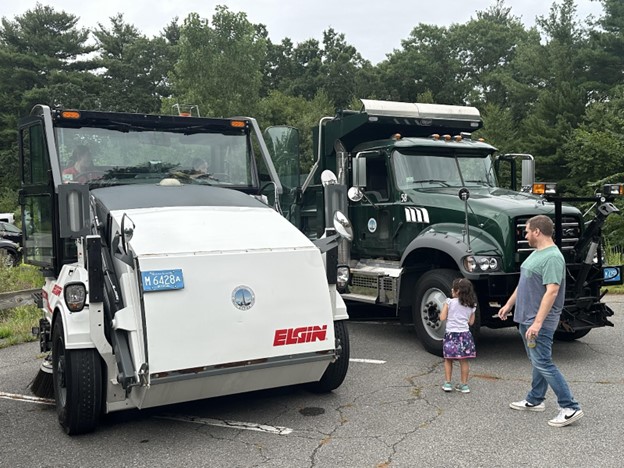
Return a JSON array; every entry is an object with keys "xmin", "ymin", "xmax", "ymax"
[
  {"xmin": 532, "ymin": 183, "xmax": 557, "ymax": 195},
  {"xmin": 391, "ymin": 133, "xmax": 402, "ymax": 140},
  {"xmin": 454, "ymin": 135, "xmax": 462, "ymax": 142},
  {"xmin": 431, "ymin": 134, "xmax": 440, "ymax": 140},
  {"xmin": 230, "ymin": 120, "xmax": 246, "ymax": 128},
  {"xmin": 61, "ymin": 111, "xmax": 81, "ymax": 119},
  {"xmin": 443, "ymin": 134, "xmax": 452, "ymax": 141}
]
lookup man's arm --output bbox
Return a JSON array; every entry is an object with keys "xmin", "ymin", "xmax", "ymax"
[
  {"xmin": 526, "ymin": 283, "xmax": 560, "ymax": 338},
  {"xmin": 497, "ymin": 287, "xmax": 518, "ymax": 320}
]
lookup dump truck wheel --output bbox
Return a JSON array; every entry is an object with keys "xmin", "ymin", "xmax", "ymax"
[
  {"xmin": 306, "ymin": 320, "xmax": 350, "ymax": 393},
  {"xmin": 52, "ymin": 318, "xmax": 102, "ymax": 435},
  {"xmin": 412, "ymin": 269, "xmax": 481, "ymax": 357}
]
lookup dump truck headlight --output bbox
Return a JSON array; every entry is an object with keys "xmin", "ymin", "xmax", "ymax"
[
  {"xmin": 603, "ymin": 184, "xmax": 624, "ymax": 196},
  {"xmin": 463, "ymin": 256, "xmax": 501, "ymax": 273},
  {"xmin": 64, "ymin": 282, "xmax": 87, "ymax": 312}
]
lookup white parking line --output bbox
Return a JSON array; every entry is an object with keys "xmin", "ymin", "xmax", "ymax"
[
  {"xmin": 350, "ymin": 358, "xmax": 386, "ymax": 364},
  {"xmin": 0, "ymin": 391, "xmax": 54, "ymax": 405},
  {"xmin": 156, "ymin": 414, "xmax": 293, "ymax": 435}
]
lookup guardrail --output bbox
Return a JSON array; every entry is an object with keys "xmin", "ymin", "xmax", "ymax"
[{"xmin": 0, "ymin": 288, "xmax": 40, "ymax": 311}]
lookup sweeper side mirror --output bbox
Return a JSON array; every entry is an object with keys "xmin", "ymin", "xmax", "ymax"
[{"xmin": 58, "ymin": 183, "xmax": 90, "ymax": 238}]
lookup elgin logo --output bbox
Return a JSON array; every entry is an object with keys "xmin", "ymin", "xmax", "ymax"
[{"xmin": 273, "ymin": 325, "xmax": 328, "ymax": 346}]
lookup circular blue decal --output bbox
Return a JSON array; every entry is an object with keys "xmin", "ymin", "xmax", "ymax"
[
  {"xmin": 232, "ymin": 285, "xmax": 255, "ymax": 310},
  {"xmin": 367, "ymin": 218, "xmax": 377, "ymax": 233}
]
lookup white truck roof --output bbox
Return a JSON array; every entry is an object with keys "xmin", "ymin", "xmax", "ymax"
[{"xmin": 360, "ymin": 99, "xmax": 482, "ymax": 123}]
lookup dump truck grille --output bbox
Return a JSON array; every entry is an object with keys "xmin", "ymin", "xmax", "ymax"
[
  {"xmin": 350, "ymin": 273, "xmax": 397, "ymax": 304},
  {"xmin": 352, "ymin": 274, "xmax": 378, "ymax": 289},
  {"xmin": 515, "ymin": 216, "xmax": 581, "ymax": 254},
  {"xmin": 351, "ymin": 274, "xmax": 394, "ymax": 291}
]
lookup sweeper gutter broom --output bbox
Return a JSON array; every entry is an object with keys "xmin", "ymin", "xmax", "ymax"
[{"xmin": 29, "ymin": 353, "xmax": 53, "ymax": 399}]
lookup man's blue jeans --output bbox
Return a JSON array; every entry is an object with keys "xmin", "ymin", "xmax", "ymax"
[{"xmin": 518, "ymin": 324, "xmax": 580, "ymax": 410}]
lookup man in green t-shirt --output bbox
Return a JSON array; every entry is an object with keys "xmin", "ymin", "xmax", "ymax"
[{"xmin": 498, "ymin": 215, "xmax": 583, "ymax": 427}]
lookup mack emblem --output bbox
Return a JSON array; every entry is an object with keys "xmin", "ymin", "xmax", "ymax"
[{"xmin": 273, "ymin": 325, "xmax": 328, "ymax": 346}]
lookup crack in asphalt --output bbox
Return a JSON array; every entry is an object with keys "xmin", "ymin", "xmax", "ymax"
[
  {"xmin": 306, "ymin": 359, "xmax": 445, "ymax": 467},
  {"xmin": 308, "ymin": 400, "xmax": 352, "ymax": 468}
]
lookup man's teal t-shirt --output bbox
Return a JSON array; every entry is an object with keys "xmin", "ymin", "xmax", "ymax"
[{"xmin": 514, "ymin": 245, "xmax": 566, "ymax": 331}]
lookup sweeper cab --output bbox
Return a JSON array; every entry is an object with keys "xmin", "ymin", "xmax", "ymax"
[{"xmin": 19, "ymin": 105, "xmax": 353, "ymax": 435}]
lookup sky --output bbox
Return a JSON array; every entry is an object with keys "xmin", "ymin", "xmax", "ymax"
[{"xmin": 0, "ymin": 0, "xmax": 605, "ymax": 64}]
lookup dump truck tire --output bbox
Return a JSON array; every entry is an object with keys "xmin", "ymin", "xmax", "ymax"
[{"xmin": 412, "ymin": 269, "xmax": 481, "ymax": 357}]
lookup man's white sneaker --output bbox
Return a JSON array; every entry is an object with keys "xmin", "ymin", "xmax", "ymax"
[
  {"xmin": 509, "ymin": 399, "xmax": 546, "ymax": 412},
  {"xmin": 548, "ymin": 408, "xmax": 584, "ymax": 427}
]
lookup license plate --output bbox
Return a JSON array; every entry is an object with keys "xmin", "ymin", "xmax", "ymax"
[{"xmin": 141, "ymin": 269, "xmax": 184, "ymax": 292}]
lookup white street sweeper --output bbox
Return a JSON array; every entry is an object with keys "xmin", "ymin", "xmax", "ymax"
[{"xmin": 20, "ymin": 105, "xmax": 352, "ymax": 434}]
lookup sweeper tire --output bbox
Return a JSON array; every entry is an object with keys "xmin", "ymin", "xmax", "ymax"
[
  {"xmin": 52, "ymin": 318, "xmax": 103, "ymax": 435},
  {"xmin": 306, "ymin": 320, "xmax": 350, "ymax": 393}
]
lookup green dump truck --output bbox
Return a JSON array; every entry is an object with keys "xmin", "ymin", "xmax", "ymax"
[{"xmin": 263, "ymin": 99, "xmax": 623, "ymax": 356}]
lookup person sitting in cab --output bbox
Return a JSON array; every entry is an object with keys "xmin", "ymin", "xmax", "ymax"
[
  {"xmin": 62, "ymin": 145, "xmax": 100, "ymax": 183},
  {"xmin": 190, "ymin": 157, "xmax": 215, "ymax": 181}
]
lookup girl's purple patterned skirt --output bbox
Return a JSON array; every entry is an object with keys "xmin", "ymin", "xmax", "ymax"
[{"xmin": 443, "ymin": 331, "xmax": 476, "ymax": 359}]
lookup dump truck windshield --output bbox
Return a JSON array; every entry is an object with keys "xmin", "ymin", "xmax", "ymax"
[
  {"xmin": 393, "ymin": 150, "xmax": 498, "ymax": 189},
  {"xmin": 55, "ymin": 125, "xmax": 255, "ymax": 187}
]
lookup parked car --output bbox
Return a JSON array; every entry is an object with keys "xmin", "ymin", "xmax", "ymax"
[
  {"xmin": 0, "ymin": 239, "xmax": 21, "ymax": 267},
  {"xmin": 0, "ymin": 212, "xmax": 15, "ymax": 223},
  {"xmin": 0, "ymin": 221, "xmax": 22, "ymax": 245}
]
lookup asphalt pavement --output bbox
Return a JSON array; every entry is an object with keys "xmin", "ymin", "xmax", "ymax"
[{"xmin": 1, "ymin": 296, "xmax": 622, "ymax": 468}]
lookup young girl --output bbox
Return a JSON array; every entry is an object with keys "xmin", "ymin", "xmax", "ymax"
[{"xmin": 439, "ymin": 278, "xmax": 477, "ymax": 393}]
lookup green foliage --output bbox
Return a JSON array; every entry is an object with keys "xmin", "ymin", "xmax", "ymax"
[
  {"xmin": 603, "ymin": 208, "xmax": 624, "ymax": 249},
  {"xmin": 457, "ymin": 0, "xmax": 534, "ymax": 107},
  {"xmin": 172, "ymin": 7, "xmax": 267, "ymax": 117},
  {"xmin": 0, "ymin": 263, "xmax": 42, "ymax": 348},
  {"xmin": 585, "ymin": 0, "xmax": 624, "ymax": 93},
  {"xmin": 477, "ymin": 103, "xmax": 518, "ymax": 153},
  {"xmin": 0, "ymin": 4, "xmax": 98, "ymax": 193},
  {"xmin": 256, "ymin": 90, "xmax": 334, "ymax": 172},
  {"xmin": 518, "ymin": 0, "xmax": 591, "ymax": 185},
  {"xmin": 0, "ymin": 304, "xmax": 39, "ymax": 348},
  {"xmin": 378, "ymin": 23, "xmax": 470, "ymax": 104},
  {"xmin": 0, "ymin": 186, "xmax": 18, "ymax": 213},
  {"xmin": 93, "ymin": 14, "xmax": 176, "ymax": 113},
  {"xmin": 263, "ymin": 29, "xmax": 370, "ymax": 108},
  {"xmin": 562, "ymin": 85, "xmax": 624, "ymax": 195},
  {"xmin": 0, "ymin": 264, "xmax": 43, "ymax": 293}
]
